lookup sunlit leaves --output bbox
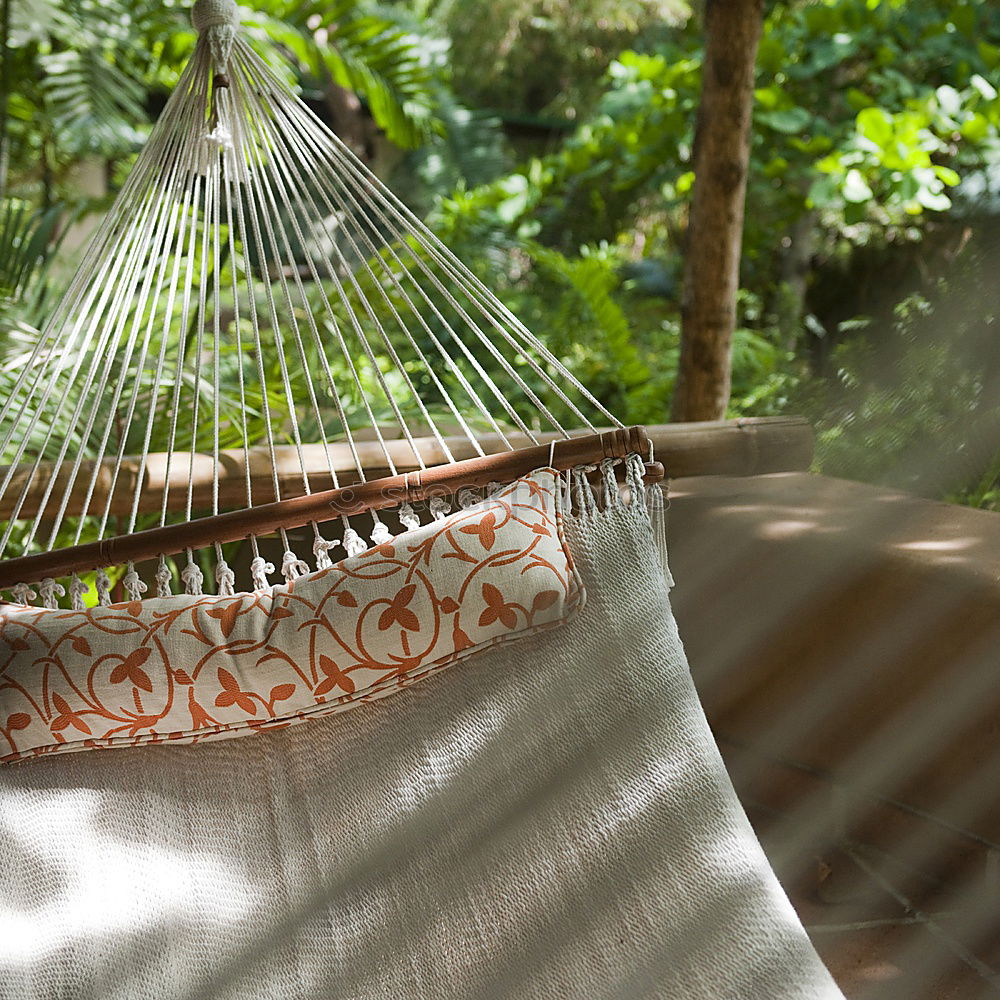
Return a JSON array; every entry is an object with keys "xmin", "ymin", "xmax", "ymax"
[{"xmin": 243, "ymin": 0, "xmax": 440, "ymax": 149}]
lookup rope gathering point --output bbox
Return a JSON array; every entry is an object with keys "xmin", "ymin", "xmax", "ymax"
[{"xmin": 191, "ymin": 0, "xmax": 240, "ymax": 33}]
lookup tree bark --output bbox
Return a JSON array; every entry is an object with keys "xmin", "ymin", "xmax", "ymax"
[
  {"xmin": 671, "ymin": 0, "xmax": 765, "ymax": 422},
  {"xmin": 325, "ymin": 82, "xmax": 373, "ymax": 165},
  {"xmin": 776, "ymin": 209, "xmax": 817, "ymax": 352}
]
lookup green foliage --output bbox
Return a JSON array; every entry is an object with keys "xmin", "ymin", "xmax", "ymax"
[
  {"xmin": 515, "ymin": 243, "xmax": 659, "ymax": 423},
  {"xmin": 242, "ymin": 0, "xmax": 440, "ymax": 149},
  {"xmin": 386, "ymin": 36, "xmax": 512, "ymax": 212},
  {"xmin": 799, "ymin": 233, "xmax": 1000, "ymax": 508},
  {"xmin": 423, "ymin": 0, "xmax": 1000, "ymax": 482},
  {"xmin": 3, "ymin": 0, "xmax": 441, "ymax": 210},
  {"xmin": 3, "ymin": 0, "xmax": 1000, "ymax": 519},
  {"xmin": 423, "ymin": 0, "xmax": 689, "ymax": 122},
  {"xmin": 448, "ymin": 0, "xmax": 1000, "ymax": 262},
  {"xmin": 0, "ymin": 199, "xmax": 60, "ymax": 305},
  {"xmin": 6, "ymin": 0, "xmax": 186, "ymax": 170}
]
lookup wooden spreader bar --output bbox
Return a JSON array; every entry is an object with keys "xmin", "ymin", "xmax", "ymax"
[{"xmin": 0, "ymin": 426, "xmax": 660, "ymax": 588}]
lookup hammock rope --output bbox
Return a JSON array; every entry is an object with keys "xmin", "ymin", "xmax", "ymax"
[{"xmin": 0, "ymin": 0, "xmax": 658, "ymax": 601}]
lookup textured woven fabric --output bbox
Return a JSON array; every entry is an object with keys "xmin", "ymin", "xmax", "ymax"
[
  {"xmin": 0, "ymin": 473, "xmax": 581, "ymax": 762},
  {"xmin": 0, "ymin": 469, "xmax": 843, "ymax": 999}
]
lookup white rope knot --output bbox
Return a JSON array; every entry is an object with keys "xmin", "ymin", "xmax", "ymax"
[
  {"xmin": 571, "ymin": 467, "xmax": 598, "ymax": 517},
  {"xmin": 370, "ymin": 520, "xmax": 392, "ymax": 546},
  {"xmin": 122, "ymin": 564, "xmax": 148, "ymax": 602},
  {"xmin": 206, "ymin": 123, "xmax": 233, "ymax": 153},
  {"xmin": 599, "ymin": 457, "xmax": 620, "ymax": 507},
  {"xmin": 191, "ymin": 0, "xmax": 239, "ymax": 73},
  {"xmin": 181, "ymin": 557, "xmax": 204, "ymax": 596},
  {"xmin": 280, "ymin": 550, "xmax": 310, "ymax": 583},
  {"xmin": 398, "ymin": 503, "xmax": 421, "ymax": 531},
  {"xmin": 645, "ymin": 478, "xmax": 674, "ymax": 589},
  {"xmin": 191, "ymin": 0, "xmax": 240, "ymax": 33},
  {"xmin": 155, "ymin": 556, "xmax": 173, "ymax": 598},
  {"xmin": 312, "ymin": 533, "xmax": 339, "ymax": 570},
  {"xmin": 69, "ymin": 575, "xmax": 89, "ymax": 611},
  {"xmin": 342, "ymin": 527, "xmax": 368, "ymax": 558},
  {"xmin": 429, "ymin": 495, "xmax": 451, "ymax": 521},
  {"xmin": 11, "ymin": 583, "xmax": 36, "ymax": 606},
  {"xmin": 625, "ymin": 453, "xmax": 647, "ymax": 497},
  {"xmin": 250, "ymin": 554, "xmax": 275, "ymax": 592},
  {"xmin": 215, "ymin": 559, "xmax": 236, "ymax": 597},
  {"xmin": 39, "ymin": 578, "xmax": 65, "ymax": 610},
  {"xmin": 95, "ymin": 569, "xmax": 113, "ymax": 606},
  {"xmin": 456, "ymin": 487, "xmax": 478, "ymax": 510}
]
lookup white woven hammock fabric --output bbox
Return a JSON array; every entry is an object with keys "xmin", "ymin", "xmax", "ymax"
[{"xmin": 0, "ymin": 494, "xmax": 843, "ymax": 999}]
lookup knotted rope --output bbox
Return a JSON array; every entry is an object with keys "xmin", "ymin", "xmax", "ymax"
[{"xmin": 191, "ymin": 0, "xmax": 239, "ymax": 74}]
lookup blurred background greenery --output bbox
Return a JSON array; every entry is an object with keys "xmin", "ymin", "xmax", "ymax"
[{"xmin": 2, "ymin": 0, "xmax": 999, "ymax": 509}]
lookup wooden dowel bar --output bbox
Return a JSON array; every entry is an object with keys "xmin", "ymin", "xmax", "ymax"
[
  {"xmin": 0, "ymin": 416, "xmax": 814, "ymax": 522},
  {"xmin": 0, "ymin": 426, "xmax": 655, "ymax": 588}
]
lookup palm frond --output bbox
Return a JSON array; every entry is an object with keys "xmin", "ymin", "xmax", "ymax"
[
  {"xmin": 40, "ymin": 48, "xmax": 147, "ymax": 156},
  {"xmin": 0, "ymin": 199, "xmax": 60, "ymax": 301},
  {"xmin": 250, "ymin": 0, "xmax": 440, "ymax": 149}
]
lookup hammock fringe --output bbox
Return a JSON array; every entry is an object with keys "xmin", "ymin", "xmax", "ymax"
[{"xmin": 0, "ymin": 447, "xmax": 672, "ymax": 610}]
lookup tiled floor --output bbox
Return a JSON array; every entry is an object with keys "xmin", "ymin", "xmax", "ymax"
[{"xmin": 744, "ymin": 793, "xmax": 1000, "ymax": 999}]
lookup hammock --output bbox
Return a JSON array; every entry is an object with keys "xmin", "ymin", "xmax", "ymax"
[{"xmin": 0, "ymin": 3, "xmax": 844, "ymax": 997}]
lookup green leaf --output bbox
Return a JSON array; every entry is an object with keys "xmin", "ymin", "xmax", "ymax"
[
  {"xmin": 842, "ymin": 169, "xmax": 874, "ymax": 203},
  {"xmin": 960, "ymin": 114, "xmax": 990, "ymax": 142},
  {"xmin": 932, "ymin": 165, "xmax": 961, "ymax": 187},
  {"xmin": 856, "ymin": 107, "xmax": 894, "ymax": 148},
  {"xmin": 757, "ymin": 107, "xmax": 812, "ymax": 134}
]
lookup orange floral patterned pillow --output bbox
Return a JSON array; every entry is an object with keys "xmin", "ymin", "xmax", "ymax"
[{"xmin": 0, "ymin": 470, "xmax": 583, "ymax": 764}]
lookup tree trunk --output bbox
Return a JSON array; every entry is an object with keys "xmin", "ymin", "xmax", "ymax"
[
  {"xmin": 776, "ymin": 209, "xmax": 817, "ymax": 353},
  {"xmin": 325, "ymin": 82, "xmax": 373, "ymax": 165},
  {"xmin": 671, "ymin": 0, "xmax": 765, "ymax": 422}
]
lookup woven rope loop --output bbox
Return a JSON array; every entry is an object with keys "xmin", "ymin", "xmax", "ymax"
[{"xmin": 191, "ymin": 0, "xmax": 239, "ymax": 33}]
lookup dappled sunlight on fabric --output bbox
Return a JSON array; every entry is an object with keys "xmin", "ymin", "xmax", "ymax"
[
  {"xmin": 394, "ymin": 698, "xmax": 512, "ymax": 811},
  {"xmin": 0, "ymin": 787, "xmax": 258, "ymax": 962}
]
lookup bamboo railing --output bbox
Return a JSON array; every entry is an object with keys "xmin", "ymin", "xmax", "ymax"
[{"xmin": 0, "ymin": 417, "xmax": 814, "ymax": 522}]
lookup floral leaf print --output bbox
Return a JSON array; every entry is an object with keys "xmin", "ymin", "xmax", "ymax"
[
  {"xmin": 378, "ymin": 584, "xmax": 420, "ymax": 632},
  {"xmin": 452, "ymin": 625, "xmax": 473, "ymax": 651},
  {"xmin": 269, "ymin": 683, "xmax": 295, "ymax": 703},
  {"xmin": 0, "ymin": 469, "xmax": 582, "ymax": 763},
  {"xmin": 479, "ymin": 583, "xmax": 517, "ymax": 630},
  {"xmin": 532, "ymin": 591, "xmax": 559, "ymax": 613},
  {"xmin": 206, "ymin": 598, "xmax": 244, "ymax": 638},
  {"xmin": 460, "ymin": 510, "xmax": 497, "ymax": 550},
  {"xmin": 108, "ymin": 599, "xmax": 145, "ymax": 617},
  {"xmin": 109, "ymin": 647, "xmax": 153, "ymax": 692},
  {"xmin": 214, "ymin": 667, "xmax": 257, "ymax": 715},
  {"xmin": 50, "ymin": 693, "xmax": 91, "ymax": 735},
  {"xmin": 315, "ymin": 655, "xmax": 355, "ymax": 696},
  {"xmin": 187, "ymin": 688, "xmax": 214, "ymax": 730},
  {"xmin": 522, "ymin": 478, "xmax": 547, "ymax": 500}
]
